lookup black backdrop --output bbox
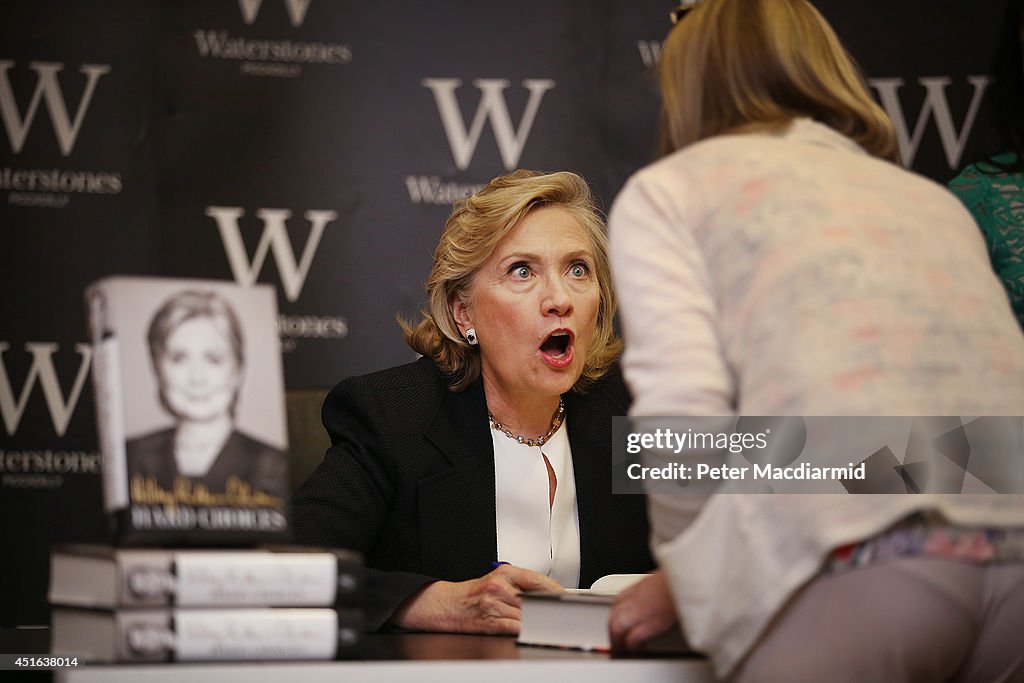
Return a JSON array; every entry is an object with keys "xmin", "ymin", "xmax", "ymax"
[{"xmin": 0, "ymin": 0, "xmax": 1009, "ymax": 625}]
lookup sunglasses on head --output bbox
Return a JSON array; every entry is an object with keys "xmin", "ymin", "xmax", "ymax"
[{"xmin": 670, "ymin": 0, "xmax": 704, "ymax": 24}]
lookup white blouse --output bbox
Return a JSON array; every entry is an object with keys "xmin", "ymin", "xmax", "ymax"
[{"xmin": 491, "ymin": 416, "xmax": 581, "ymax": 588}]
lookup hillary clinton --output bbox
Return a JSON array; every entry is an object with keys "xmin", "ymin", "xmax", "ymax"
[{"xmin": 293, "ymin": 170, "xmax": 653, "ymax": 633}]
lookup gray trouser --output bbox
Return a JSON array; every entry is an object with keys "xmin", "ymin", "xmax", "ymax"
[{"xmin": 730, "ymin": 558, "xmax": 1024, "ymax": 683}]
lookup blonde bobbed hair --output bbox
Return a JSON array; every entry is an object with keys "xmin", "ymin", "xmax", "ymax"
[
  {"xmin": 401, "ymin": 169, "xmax": 621, "ymax": 392},
  {"xmin": 659, "ymin": 0, "xmax": 898, "ymax": 161}
]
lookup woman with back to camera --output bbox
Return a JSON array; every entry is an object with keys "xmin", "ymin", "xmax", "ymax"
[
  {"xmin": 607, "ymin": 1, "xmax": 1024, "ymax": 681},
  {"xmin": 293, "ymin": 170, "xmax": 653, "ymax": 634},
  {"xmin": 127, "ymin": 290, "xmax": 286, "ymax": 501}
]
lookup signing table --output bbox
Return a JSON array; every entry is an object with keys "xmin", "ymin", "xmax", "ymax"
[{"xmin": 50, "ymin": 633, "xmax": 714, "ymax": 683}]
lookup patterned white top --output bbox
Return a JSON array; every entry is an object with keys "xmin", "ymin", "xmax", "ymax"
[{"xmin": 609, "ymin": 118, "xmax": 1024, "ymax": 676}]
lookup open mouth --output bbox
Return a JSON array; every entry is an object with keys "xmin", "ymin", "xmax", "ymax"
[{"xmin": 540, "ymin": 330, "xmax": 572, "ymax": 358}]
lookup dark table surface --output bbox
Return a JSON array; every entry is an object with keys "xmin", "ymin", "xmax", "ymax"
[
  {"xmin": 2, "ymin": 627, "xmax": 707, "ymax": 683},
  {"xmin": 1, "ymin": 627, "xmax": 686, "ymax": 661}
]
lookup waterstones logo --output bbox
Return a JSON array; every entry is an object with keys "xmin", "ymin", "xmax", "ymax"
[
  {"xmin": 869, "ymin": 75, "xmax": 989, "ymax": 170},
  {"xmin": 424, "ymin": 78, "xmax": 554, "ymax": 171},
  {"xmin": 239, "ymin": 0, "xmax": 311, "ymax": 27},
  {"xmin": 0, "ymin": 341, "xmax": 98, "ymax": 490},
  {"xmin": 208, "ymin": 206, "xmax": 336, "ymax": 302},
  {"xmin": 193, "ymin": 0, "xmax": 351, "ymax": 78},
  {"xmin": 405, "ymin": 176, "xmax": 486, "ymax": 206},
  {"xmin": 636, "ymin": 41, "xmax": 663, "ymax": 68},
  {"xmin": 0, "ymin": 61, "xmax": 108, "ymax": 156},
  {"xmin": 207, "ymin": 206, "xmax": 347, "ymax": 352},
  {"xmin": 0, "ymin": 342, "xmax": 92, "ymax": 438},
  {"xmin": 0, "ymin": 60, "xmax": 121, "ymax": 208},
  {"xmin": 0, "ymin": 449, "xmax": 102, "ymax": 490},
  {"xmin": 406, "ymin": 78, "xmax": 555, "ymax": 205}
]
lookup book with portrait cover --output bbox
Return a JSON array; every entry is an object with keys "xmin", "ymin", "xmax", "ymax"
[{"xmin": 85, "ymin": 276, "xmax": 290, "ymax": 545}]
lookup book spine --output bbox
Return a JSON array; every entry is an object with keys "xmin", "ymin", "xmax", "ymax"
[
  {"xmin": 116, "ymin": 608, "xmax": 348, "ymax": 662},
  {"xmin": 86, "ymin": 287, "xmax": 129, "ymax": 516},
  {"xmin": 117, "ymin": 553, "xmax": 361, "ymax": 607}
]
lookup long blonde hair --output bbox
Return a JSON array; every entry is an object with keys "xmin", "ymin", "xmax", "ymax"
[
  {"xmin": 401, "ymin": 169, "xmax": 621, "ymax": 392},
  {"xmin": 659, "ymin": 0, "xmax": 898, "ymax": 161}
]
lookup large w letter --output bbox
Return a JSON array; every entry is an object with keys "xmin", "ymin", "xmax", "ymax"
[
  {"xmin": 0, "ymin": 61, "xmax": 110, "ymax": 156},
  {"xmin": 0, "ymin": 342, "xmax": 93, "ymax": 437},
  {"xmin": 422, "ymin": 78, "xmax": 556, "ymax": 171},
  {"xmin": 208, "ymin": 207, "xmax": 338, "ymax": 303},
  {"xmin": 870, "ymin": 76, "xmax": 989, "ymax": 169},
  {"xmin": 237, "ymin": 0, "xmax": 312, "ymax": 27}
]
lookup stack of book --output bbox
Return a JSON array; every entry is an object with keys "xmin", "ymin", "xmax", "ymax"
[
  {"xmin": 49, "ymin": 545, "xmax": 363, "ymax": 662},
  {"xmin": 47, "ymin": 276, "xmax": 364, "ymax": 663}
]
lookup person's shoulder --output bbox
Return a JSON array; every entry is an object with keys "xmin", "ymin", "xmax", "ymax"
[
  {"xmin": 615, "ymin": 133, "xmax": 774, "ymax": 208},
  {"xmin": 230, "ymin": 430, "xmax": 285, "ymax": 458},
  {"xmin": 612, "ymin": 148, "xmax": 705, "ymax": 220},
  {"xmin": 331, "ymin": 357, "xmax": 446, "ymax": 396},
  {"xmin": 881, "ymin": 157, "xmax": 978, "ymax": 209},
  {"xmin": 227, "ymin": 431, "xmax": 288, "ymax": 495},
  {"xmin": 125, "ymin": 427, "xmax": 175, "ymax": 474},
  {"xmin": 573, "ymin": 363, "xmax": 631, "ymax": 414},
  {"xmin": 974, "ymin": 152, "xmax": 1021, "ymax": 177},
  {"xmin": 950, "ymin": 154, "xmax": 1022, "ymax": 189},
  {"xmin": 622, "ymin": 145, "xmax": 705, "ymax": 189},
  {"xmin": 675, "ymin": 130, "xmax": 785, "ymax": 165},
  {"xmin": 323, "ymin": 356, "xmax": 450, "ymax": 417},
  {"xmin": 126, "ymin": 427, "xmax": 175, "ymax": 455}
]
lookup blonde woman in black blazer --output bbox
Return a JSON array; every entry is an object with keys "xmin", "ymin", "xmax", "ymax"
[{"xmin": 293, "ymin": 170, "xmax": 653, "ymax": 633}]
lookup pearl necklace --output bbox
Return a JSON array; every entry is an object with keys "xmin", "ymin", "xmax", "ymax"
[{"xmin": 488, "ymin": 399, "xmax": 565, "ymax": 447}]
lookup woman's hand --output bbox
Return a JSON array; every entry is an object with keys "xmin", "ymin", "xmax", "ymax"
[
  {"xmin": 391, "ymin": 564, "xmax": 563, "ymax": 634},
  {"xmin": 608, "ymin": 570, "xmax": 680, "ymax": 651}
]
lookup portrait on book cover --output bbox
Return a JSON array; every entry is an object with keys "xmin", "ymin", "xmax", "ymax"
[{"xmin": 102, "ymin": 281, "xmax": 289, "ymax": 505}]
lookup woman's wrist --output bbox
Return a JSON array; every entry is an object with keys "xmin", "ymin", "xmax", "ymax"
[{"xmin": 390, "ymin": 580, "xmax": 450, "ymax": 631}]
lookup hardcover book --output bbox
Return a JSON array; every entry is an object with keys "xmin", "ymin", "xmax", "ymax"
[
  {"xmin": 517, "ymin": 576, "xmax": 692, "ymax": 654},
  {"xmin": 85, "ymin": 276, "xmax": 289, "ymax": 544},
  {"xmin": 49, "ymin": 545, "xmax": 363, "ymax": 609},
  {"xmin": 51, "ymin": 607, "xmax": 362, "ymax": 662}
]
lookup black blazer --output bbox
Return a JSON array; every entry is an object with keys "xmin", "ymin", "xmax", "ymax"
[{"xmin": 292, "ymin": 357, "xmax": 653, "ymax": 629}]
